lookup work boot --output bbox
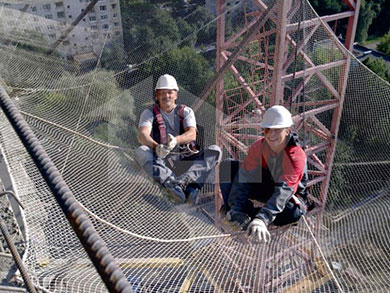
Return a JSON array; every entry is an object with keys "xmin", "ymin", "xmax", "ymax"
[
  {"xmin": 185, "ymin": 184, "xmax": 200, "ymax": 204},
  {"xmin": 163, "ymin": 179, "xmax": 186, "ymax": 203}
]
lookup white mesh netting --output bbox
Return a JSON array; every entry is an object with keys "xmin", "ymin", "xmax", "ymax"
[{"xmin": 0, "ymin": 0, "xmax": 389, "ymax": 292}]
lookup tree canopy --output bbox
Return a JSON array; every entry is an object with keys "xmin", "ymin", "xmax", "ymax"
[
  {"xmin": 377, "ymin": 34, "xmax": 390, "ymax": 56},
  {"xmin": 362, "ymin": 57, "xmax": 390, "ymax": 83}
]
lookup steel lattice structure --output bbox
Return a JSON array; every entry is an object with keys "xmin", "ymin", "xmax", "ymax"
[
  {"xmin": 212, "ymin": 0, "xmax": 360, "ymax": 213},
  {"xmin": 207, "ymin": 0, "xmax": 361, "ymax": 289}
]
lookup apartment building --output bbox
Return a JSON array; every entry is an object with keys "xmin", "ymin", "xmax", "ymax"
[{"xmin": 0, "ymin": 0, "xmax": 123, "ymax": 61}]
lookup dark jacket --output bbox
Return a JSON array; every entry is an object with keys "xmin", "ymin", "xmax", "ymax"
[{"xmin": 230, "ymin": 133, "xmax": 308, "ymax": 225}]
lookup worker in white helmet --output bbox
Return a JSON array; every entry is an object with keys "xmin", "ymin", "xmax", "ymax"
[
  {"xmin": 136, "ymin": 74, "xmax": 221, "ymax": 203},
  {"xmin": 219, "ymin": 105, "xmax": 308, "ymax": 243}
]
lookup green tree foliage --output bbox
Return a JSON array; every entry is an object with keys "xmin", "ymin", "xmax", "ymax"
[
  {"xmin": 176, "ymin": 17, "xmax": 197, "ymax": 48},
  {"xmin": 184, "ymin": 6, "xmax": 215, "ymax": 44},
  {"xmin": 101, "ymin": 41, "xmax": 127, "ymax": 71},
  {"xmin": 368, "ymin": 0, "xmax": 390, "ymax": 37},
  {"xmin": 92, "ymin": 90, "xmax": 138, "ymax": 148},
  {"xmin": 310, "ymin": 0, "xmax": 388, "ymax": 43},
  {"xmin": 143, "ymin": 46, "xmax": 213, "ymax": 95},
  {"xmin": 362, "ymin": 57, "xmax": 390, "ymax": 82},
  {"xmin": 309, "ymin": 0, "xmax": 343, "ymax": 15},
  {"xmin": 121, "ymin": 1, "xmax": 181, "ymax": 64},
  {"xmin": 355, "ymin": 0, "xmax": 381, "ymax": 42},
  {"xmin": 376, "ymin": 34, "xmax": 390, "ymax": 55}
]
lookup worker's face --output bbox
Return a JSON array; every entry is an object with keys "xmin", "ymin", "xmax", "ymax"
[
  {"xmin": 263, "ymin": 128, "xmax": 290, "ymax": 149},
  {"xmin": 156, "ymin": 89, "xmax": 178, "ymax": 112}
]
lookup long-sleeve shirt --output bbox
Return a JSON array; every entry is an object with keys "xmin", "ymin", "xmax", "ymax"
[{"xmin": 230, "ymin": 133, "xmax": 307, "ymax": 226}]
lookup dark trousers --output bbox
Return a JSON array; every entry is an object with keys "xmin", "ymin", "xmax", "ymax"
[{"xmin": 219, "ymin": 159, "xmax": 305, "ymax": 226}]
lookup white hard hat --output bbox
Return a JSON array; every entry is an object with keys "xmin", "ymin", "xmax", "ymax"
[
  {"xmin": 155, "ymin": 74, "xmax": 179, "ymax": 91},
  {"xmin": 260, "ymin": 105, "xmax": 293, "ymax": 128}
]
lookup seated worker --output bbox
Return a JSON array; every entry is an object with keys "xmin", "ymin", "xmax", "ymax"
[
  {"xmin": 219, "ymin": 105, "xmax": 308, "ymax": 243},
  {"xmin": 136, "ymin": 74, "xmax": 221, "ymax": 204}
]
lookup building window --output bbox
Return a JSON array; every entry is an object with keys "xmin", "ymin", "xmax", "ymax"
[
  {"xmin": 47, "ymin": 24, "xmax": 55, "ymax": 30},
  {"xmin": 49, "ymin": 34, "xmax": 56, "ymax": 39},
  {"xmin": 89, "ymin": 16, "xmax": 96, "ymax": 21},
  {"xmin": 43, "ymin": 4, "xmax": 51, "ymax": 10},
  {"xmin": 111, "ymin": 4, "xmax": 116, "ymax": 9},
  {"xmin": 33, "ymin": 16, "xmax": 38, "ymax": 21},
  {"xmin": 101, "ymin": 14, "xmax": 108, "ymax": 20},
  {"xmin": 57, "ymin": 11, "xmax": 65, "ymax": 18},
  {"xmin": 31, "ymin": 6, "xmax": 37, "ymax": 11},
  {"xmin": 85, "ymin": 37, "xmax": 89, "ymax": 40},
  {"xmin": 99, "ymin": 5, "xmax": 106, "ymax": 11},
  {"xmin": 114, "ymin": 22, "xmax": 119, "ymax": 27},
  {"xmin": 113, "ymin": 13, "xmax": 117, "ymax": 18},
  {"xmin": 67, "ymin": 5, "xmax": 70, "ymax": 8},
  {"xmin": 102, "ymin": 24, "xmax": 109, "ymax": 29},
  {"xmin": 55, "ymin": 2, "xmax": 63, "ymax": 7},
  {"xmin": 91, "ymin": 25, "xmax": 97, "ymax": 30},
  {"xmin": 68, "ymin": 15, "xmax": 72, "ymax": 18},
  {"xmin": 45, "ymin": 14, "xmax": 53, "ymax": 19}
]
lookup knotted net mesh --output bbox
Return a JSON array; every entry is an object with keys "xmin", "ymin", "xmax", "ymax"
[{"xmin": 0, "ymin": 0, "xmax": 389, "ymax": 292}]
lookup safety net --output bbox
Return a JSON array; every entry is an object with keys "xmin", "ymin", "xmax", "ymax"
[{"xmin": 0, "ymin": 0, "xmax": 389, "ymax": 292}]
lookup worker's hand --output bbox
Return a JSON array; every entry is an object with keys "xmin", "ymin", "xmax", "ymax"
[
  {"xmin": 167, "ymin": 134, "xmax": 177, "ymax": 150},
  {"xmin": 247, "ymin": 219, "xmax": 270, "ymax": 243},
  {"xmin": 156, "ymin": 144, "xmax": 170, "ymax": 159}
]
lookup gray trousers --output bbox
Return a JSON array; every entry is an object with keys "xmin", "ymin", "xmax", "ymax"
[{"xmin": 135, "ymin": 145, "xmax": 222, "ymax": 187}]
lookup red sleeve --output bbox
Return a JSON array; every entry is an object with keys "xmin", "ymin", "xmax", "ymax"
[
  {"xmin": 281, "ymin": 146, "xmax": 306, "ymax": 193},
  {"xmin": 242, "ymin": 138, "xmax": 264, "ymax": 171}
]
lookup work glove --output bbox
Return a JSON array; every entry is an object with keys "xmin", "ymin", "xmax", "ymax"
[
  {"xmin": 247, "ymin": 218, "xmax": 271, "ymax": 243},
  {"xmin": 167, "ymin": 134, "xmax": 177, "ymax": 150},
  {"xmin": 156, "ymin": 144, "xmax": 170, "ymax": 159}
]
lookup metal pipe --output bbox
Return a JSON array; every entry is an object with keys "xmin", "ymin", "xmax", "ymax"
[{"xmin": 0, "ymin": 191, "xmax": 36, "ymax": 293}]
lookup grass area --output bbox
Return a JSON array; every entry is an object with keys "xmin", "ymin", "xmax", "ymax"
[{"xmin": 361, "ymin": 35, "xmax": 383, "ymax": 46}]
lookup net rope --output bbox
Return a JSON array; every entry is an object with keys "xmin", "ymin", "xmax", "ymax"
[{"xmin": 0, "ymin": 0, "xmax": 389, "ymax": 292}]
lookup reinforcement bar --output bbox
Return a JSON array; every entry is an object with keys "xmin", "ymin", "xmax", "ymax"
[{"xmin": 0, "ymin": 86, "xmax": 133, "ymax": 292}]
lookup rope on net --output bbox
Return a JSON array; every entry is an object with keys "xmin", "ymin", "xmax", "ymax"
[{"xmin": 0, "ymin": 86, "xmax": 133, "ymax": 293}]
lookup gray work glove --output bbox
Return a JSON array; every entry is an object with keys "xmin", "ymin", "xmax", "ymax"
[
  {"xmin": 156, "ymin": 144, "xmax": 170, "ymax": 158},
  {"xmin": 247, "ymin": 219, "xmax": 271, "ymax": 243},
  {"xmin": 167, "ymin": 134, "xmax": 177, "ymax": 150}
]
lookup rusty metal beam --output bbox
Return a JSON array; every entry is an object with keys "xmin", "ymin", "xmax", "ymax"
[{"xmin": 193, "ymin": 3, "xmax": 276, "ymax": 112}]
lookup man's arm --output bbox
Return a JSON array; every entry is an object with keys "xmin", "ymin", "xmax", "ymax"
[
  {"xmin": 137, "ymin": 126, "xmax": 158, "ymax": 150},
  {"xmin": 254, "ymin": 148, "xmax": 306, "ymax": 225},
  {"xmin": 174, "ymin": 126, "xmax": 196, "ymax": 145}
]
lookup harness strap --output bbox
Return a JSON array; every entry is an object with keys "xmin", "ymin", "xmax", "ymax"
[
  {"xmin": 153, "ymin": 104, "xmax": 167, "ymax": 145},
  {"xmin": 178, "ymin": 104, "xmax": 198, "ymax": 152},
  {"xmin": 153, "ymin": 104, "xmax": 198, "ymax": 155}
]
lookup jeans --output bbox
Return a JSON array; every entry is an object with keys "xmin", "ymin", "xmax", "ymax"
[{"xmin": 136, "ymin": 144, "xmax": 222, "ymax": 188}]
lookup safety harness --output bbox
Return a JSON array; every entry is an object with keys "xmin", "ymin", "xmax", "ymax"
[{"xmin": 152, "ymin": 104, "xmax": 199, "ymax": 155}]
